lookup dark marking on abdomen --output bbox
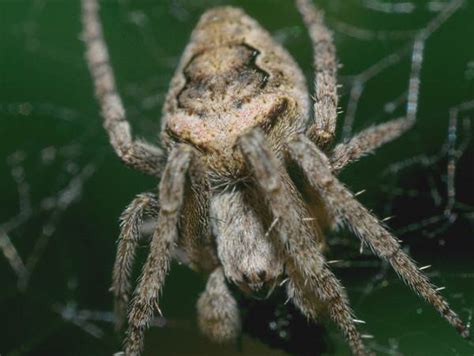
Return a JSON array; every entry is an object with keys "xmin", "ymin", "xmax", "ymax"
[{"xmin": 176, "ymin": 43, "xmax": 271, "ymax": 114}]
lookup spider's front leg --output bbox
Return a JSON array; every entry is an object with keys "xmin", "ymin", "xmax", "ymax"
[
  {"xmin": 124, "ymin": 145, "xmax": 195, "ymax": 355},
  {"xmin": 81, "ymin": 0, "xmax": 166, "ymax": 177},
  {"xmin": 196, "ymin": 267, "xmax": 241, "ymax": 343},
  {"xmin": 238, "ymin": 129, "xmax": 368, "ymax": 356},
  {"xmin": 288, "ymin": 134, "xmax": 470, "ymax": 338},
  {"xmin": 111, "ymin": 192, "xmax": 160, "ymax": 331}
]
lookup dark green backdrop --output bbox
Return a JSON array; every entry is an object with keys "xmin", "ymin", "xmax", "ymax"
[{"xmin": 1, "ymin": 0, "xmax": 473, "ymax": 355}]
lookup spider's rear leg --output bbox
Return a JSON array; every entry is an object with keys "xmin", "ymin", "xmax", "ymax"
[
  {"xmin": 197, "ymin": 267, "xmax": 241, "ymax": 342},
  {"xmin": 330, "ymin": 117, "xmax": 414, "ymax": 173},
  {"xmin": 288, "ymin": 134, "xmax": 470, "ymax": 339},
  {"xmin": 81, "ymin": 0, "xmax": 166, "ymax": 177},
  {"xmin": 238, "ymin": 129, "xmax": 369, "ymax": 356},
  {"xmin": 111, "ymin": 192, "xmax": 159, "ymax": 331},
  {"xmin": 124, "ymin": 145, "xmax": 195, "ymax": 355},
  {"xmin": 295, "ymin": 0, "xmax": 338, "ymax": 148},
  {"xmin": 295, "ymin": 0, "xmax": 413, "ymax": 154}
]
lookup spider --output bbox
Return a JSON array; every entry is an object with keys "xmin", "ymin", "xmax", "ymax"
[{"xmin": 81, "ymin": 0, "xmax": 469, "ymax": 354}]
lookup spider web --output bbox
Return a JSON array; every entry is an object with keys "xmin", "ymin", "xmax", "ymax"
[{"xmin": 0, "ymin": 0, "xmax": 473, "ymax": 355}]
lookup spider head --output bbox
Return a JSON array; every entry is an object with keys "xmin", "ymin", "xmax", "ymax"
[
  {"xmin": 217, "ymin": 226, "xmax": 285, "ymax": 300},
  {"xmin": 212, "ymin": 188, "xmax": 285, "ymax": 300},
  {"xmin": 235, "ymin": 270, "xmax": 283, "ymax": 300}
]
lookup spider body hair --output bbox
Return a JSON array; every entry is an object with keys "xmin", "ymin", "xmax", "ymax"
[
  {"xmin": 163, "ymin": 4, "xmax": 323, "ymax": 297},
  {"xmin": 81, "ymin": 0, "xmax": 470, "ymax": 355},
  {"xmin": 162, "ymin": 7, "xmax": 310, "ymax": 177}
]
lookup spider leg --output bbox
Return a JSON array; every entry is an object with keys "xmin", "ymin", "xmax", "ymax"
[
  {"xmin": 81, "ymin": 0, "xmax": 166, "ymax": 177},
  {"xmin": 238, "ymin": 129, "xmax": 368, "ymax": 356},
  {"xmin": 330, "ymin": 117, "xmax": 414, "ymax": 174},
  {"xmin": 288, "ymin": 134, "xmax": 470, "ymax": 338},
  {"xmin": 196, "ymin": 267, "xmax": 241, "ymax": 342},
  {"xmin": 295, "ymin": 0, "xmax": 338, "ymax": 148},
  {"xmin": 124, "ymin": 145, "xmax": 194, "ymax": 355},
  {"xmin": 178, "ymin": 161, "xmax": 216, "ymax": 272},
  {"xmin": 329, "ymin": 1, "xmax": 464, "ymax": 174},
  {"xmin": 111, "ymin": 192, "xmax": 160, "ymax": 331}
]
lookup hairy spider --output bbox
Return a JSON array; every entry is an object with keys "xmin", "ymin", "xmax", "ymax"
[{"xmin": 81, "ymin": 0, "xmax": 469, "ymax": 354}]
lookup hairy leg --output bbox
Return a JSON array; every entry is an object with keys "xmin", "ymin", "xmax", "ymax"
[
  {"xmin": 178, "ymin": 160, "xmax": 217, "ymax": 273},
  {"xmin": 125, "ymin": 145, "xmax": 194, "ymax": 355},
  {"xmin": 111, "ymin": 192, "xmax": 160, "ymax": 331},
  {"xmin": 288, "ymin": 134, "xmax": 470, "ymax": 338},
  {"xmin": 329, "ymin": 1, "xmax": 465, "ymax": 174},
  {"xmin": 196, "ymin": 267, "xmax": 241, "ymax": 342},
  {"xmin": 238, "ymin": 129, "xmax": 368, "ymax": 356},
  {"xmin": 330, "ymin": 117, "xmax": 413, "ymax": 173},
  {"xmin": 295, "ymin": 0, "xmax": 338, "ymax": 148},
  {"xmin": 81, "ymin": 0, "xmax": 166, "ymax": 177}
]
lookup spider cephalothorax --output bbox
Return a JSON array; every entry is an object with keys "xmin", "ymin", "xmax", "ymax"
[{"xmin": 81, "ymin": 0, "xmax": 469, "ymax": 355}]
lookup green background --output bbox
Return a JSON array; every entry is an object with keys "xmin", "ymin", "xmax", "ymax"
[{"xmin": 1, "ymin": 0, "xmax": 473, "ymax": 355}]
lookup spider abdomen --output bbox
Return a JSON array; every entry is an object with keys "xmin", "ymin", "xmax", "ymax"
[
  {"xmin": 162, "ymin": 6, "xmax": 310, "ymax": 157},
  {"xmin": 177, "ymin": 44, "xmax": 270, "ymax": 114}
]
